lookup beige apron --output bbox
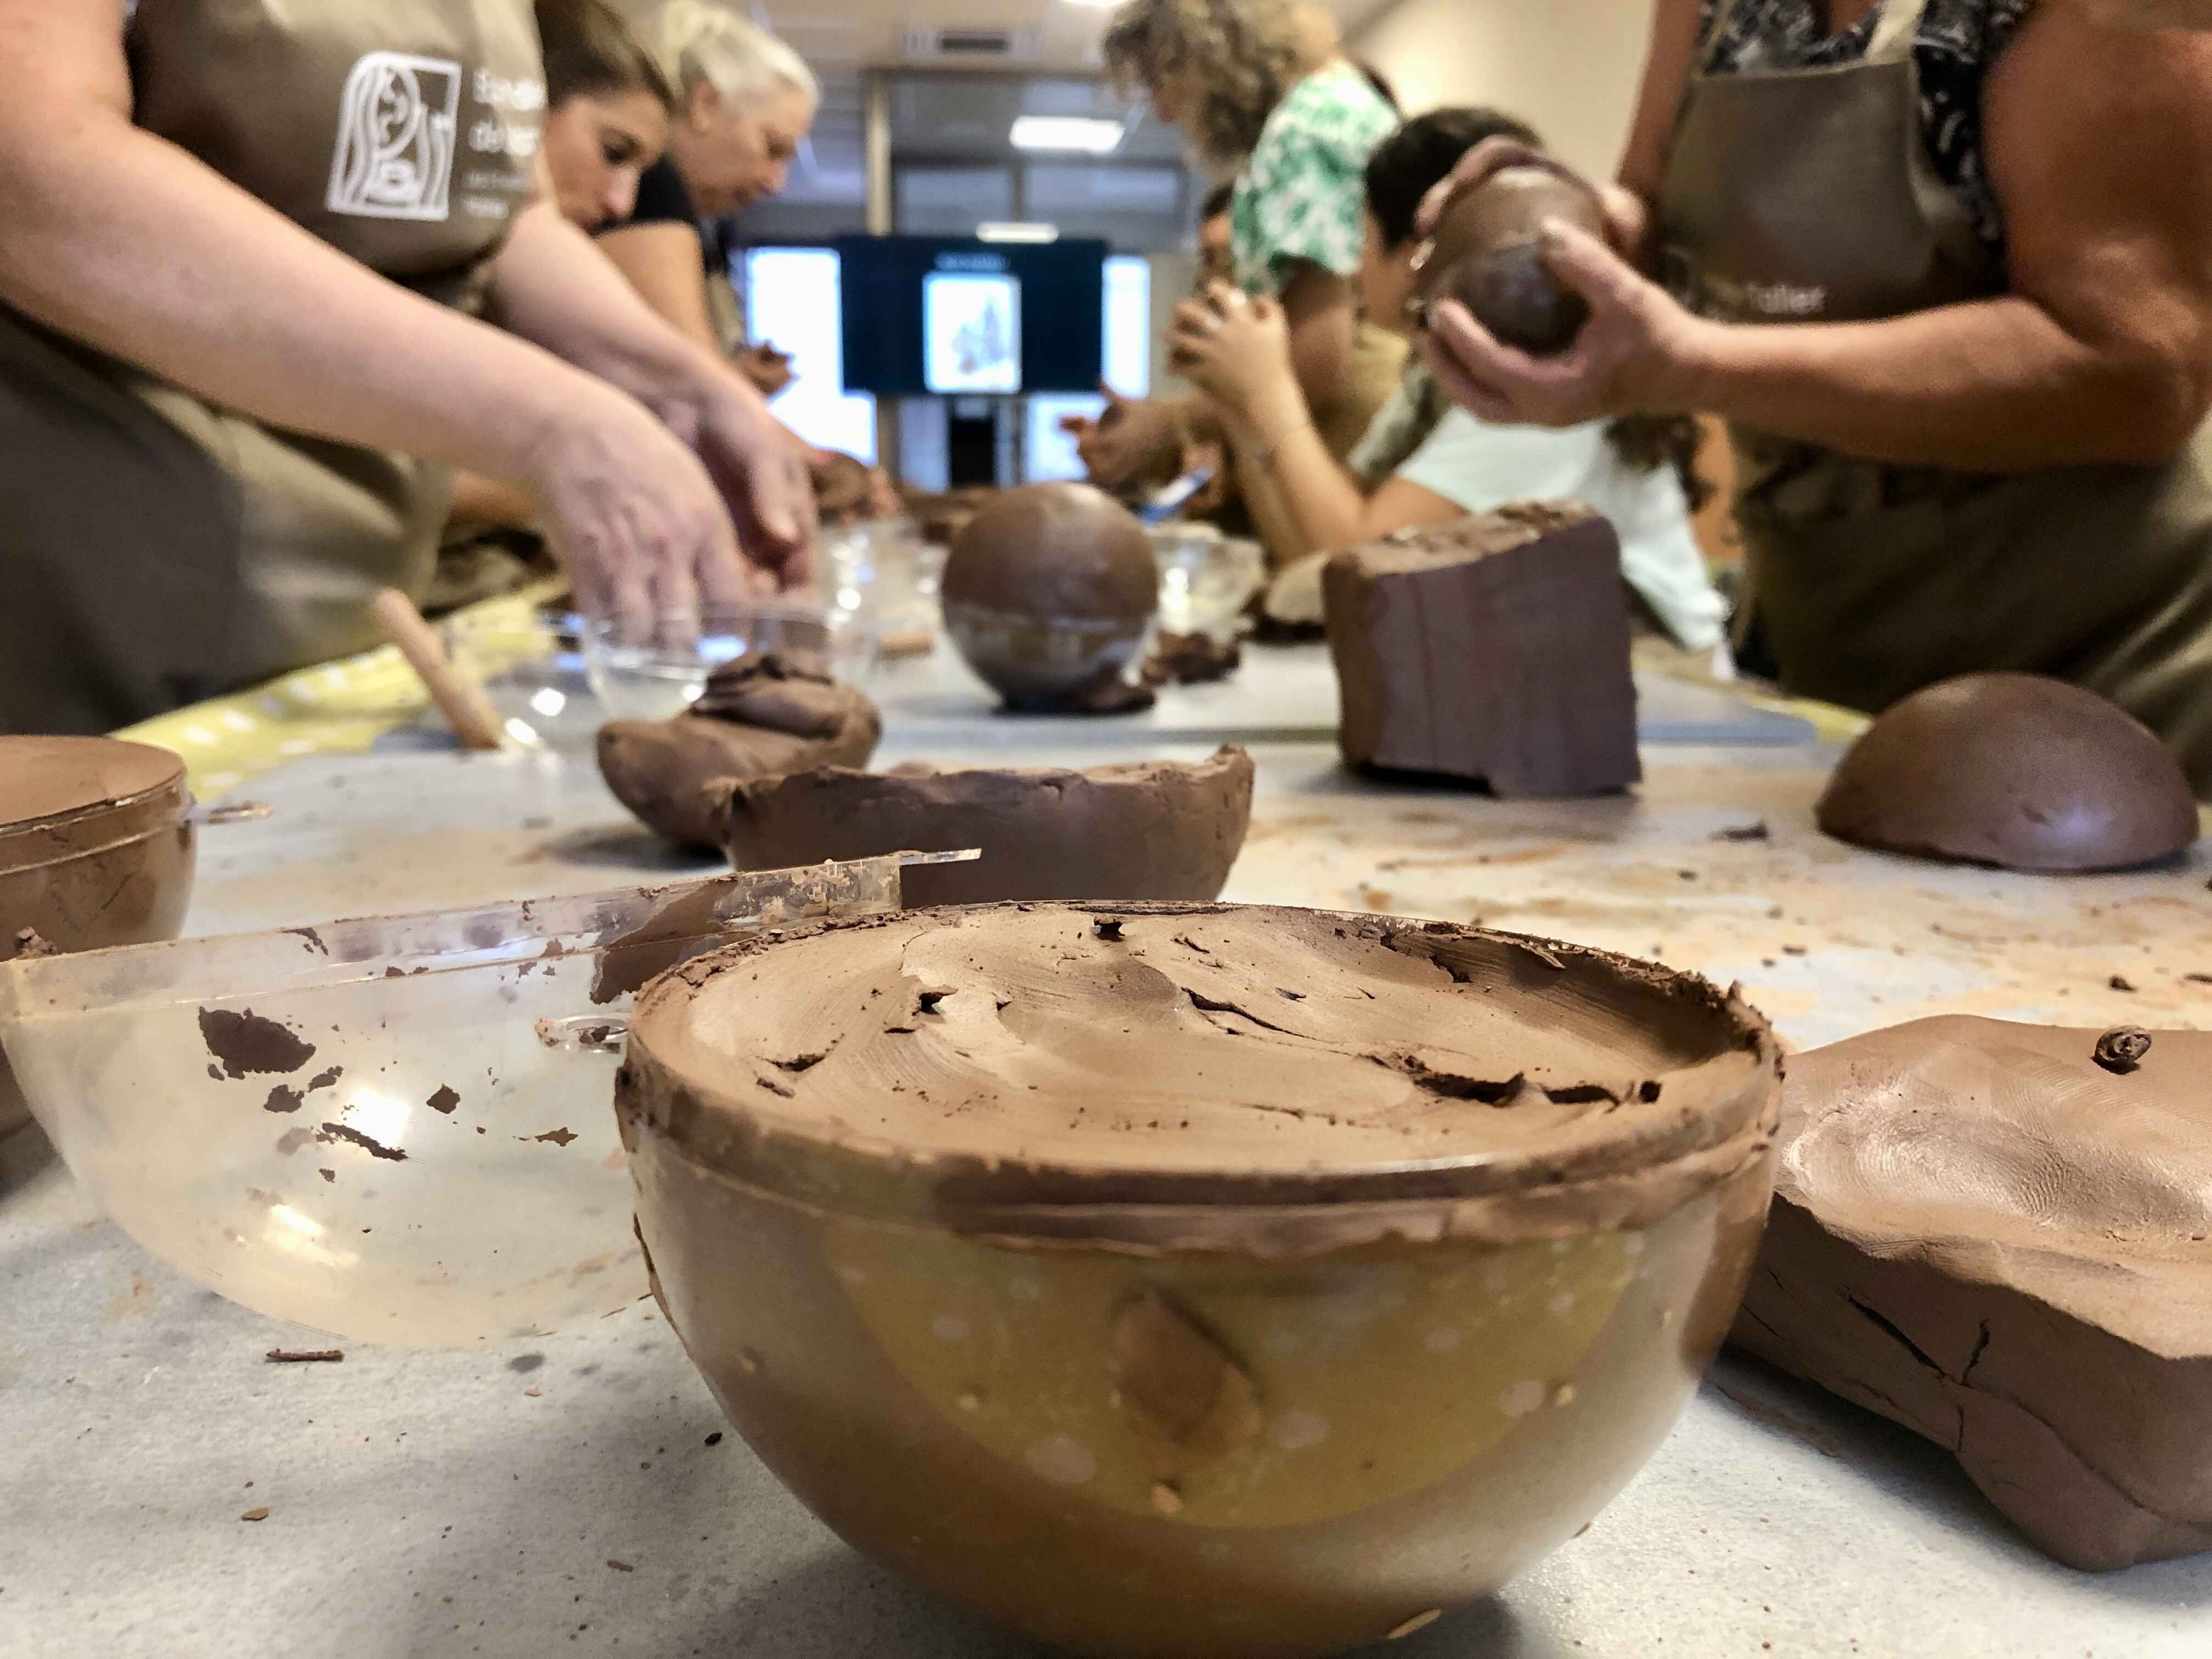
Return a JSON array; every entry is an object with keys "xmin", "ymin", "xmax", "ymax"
[
  {"xmin": 0, "ymin": 0, "xmax": 544, "ymax": 734},
  {"xmin": 1660, "ymin": 0, "xmax": 2212, "ymax": 792}
]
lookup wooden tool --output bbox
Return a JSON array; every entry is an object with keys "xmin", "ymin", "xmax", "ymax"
[{"xmin": 369, "ymin": 589, "xmax": 507, "ymax": 752}]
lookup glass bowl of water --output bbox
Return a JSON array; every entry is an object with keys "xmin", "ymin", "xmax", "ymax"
[
  {"xmin": 579, "ymin": 602, "xmax": 881, "ymax": 723},
  {"xmin": 1149, "ymin": 526, "xmax": 1267, "ymax": 640}
]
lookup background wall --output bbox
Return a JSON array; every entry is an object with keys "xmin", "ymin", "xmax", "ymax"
[{"xmin": 1351, "ymin": 0, "xmax": 1657, "ymax": 180}]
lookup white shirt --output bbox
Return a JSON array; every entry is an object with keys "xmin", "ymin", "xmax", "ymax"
[{"xmin": 1349, "ymin": 387, "xmax": 1729, "ymax": 651}]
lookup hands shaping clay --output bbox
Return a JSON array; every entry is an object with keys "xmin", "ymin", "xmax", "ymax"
[
  {"xmin": 1818, "ymin": 673, "xmax": 2200, "ymax": 871},
  {"xmin": 596, "ymin": 653, "xmax": 881, "ymax": 848},
  {"xmin": 941, "ymin": 482, "xmax": 1160, "ymax": 713},
  {"xmin": 1417, "ymin": 165, "xmax": 1610, "ymax": 356},
  {"xmin": 715, "ymin": 746, "xmax": 1255, "ymax": 907},
  {"xmin": 812, "ymin": 451, "xmax": 875, "ymax": 528},
  {"xmin": 1730, "ymin": 1015, "xmax": 2212, "ymax": 1569},
  {"xmin": 1323, "ymin": 504, "xmax": 1641, "ymax": 796}
]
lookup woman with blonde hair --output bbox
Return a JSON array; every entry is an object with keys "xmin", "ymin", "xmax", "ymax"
[
  {"xmin": 1074, "ymin": 0, "xmax": 1403, "ymax": 509},
  {"xmin": 600, "ymin": 1, "xmax": 819, "ymax": 390}
]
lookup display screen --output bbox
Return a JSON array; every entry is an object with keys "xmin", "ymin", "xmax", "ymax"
[{"xmin": 837, "ymin": 235, "xmax": 1107, "ymax": 397}]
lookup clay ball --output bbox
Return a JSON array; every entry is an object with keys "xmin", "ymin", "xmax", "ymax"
[
  {"xmin": 1419, "ymin": 166, "xmax": 1610, "ymax": 357},
  {"xmin": 941, "ymin": 482, "xmax": 1159, "ymax": 711},
  {"xmin": 1816, "ymin": 673, "xmax": 2200, "ymax": 872}
]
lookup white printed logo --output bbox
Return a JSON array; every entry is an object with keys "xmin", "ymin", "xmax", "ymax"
[{"xmin": 326, "ymin": 52, "xmax": 462, "ymax": 222}]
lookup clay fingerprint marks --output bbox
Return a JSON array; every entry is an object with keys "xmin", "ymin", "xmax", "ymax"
[
  {"xmin": 326, "ymin": 53, "xmax": 461, "ymax": 222},
  {"xmin": 199, "ymin": 1008, "xmax": 316, "ymax": 1081},
  {"xmin": 1109, "ymin": 1289, "xmax": 1261, "ymax": 1491}
]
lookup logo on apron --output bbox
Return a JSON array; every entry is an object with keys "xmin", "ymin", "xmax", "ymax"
[{"xmin": 326, "ymin": 53, "xmax": 462, "ymax": 222}]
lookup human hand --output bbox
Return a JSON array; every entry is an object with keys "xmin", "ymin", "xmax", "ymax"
[
  {"xmin": 736, "ymin": 341, "xmax": 795, "ymax": 398},
  {"xmin": 522, "ymin": 387, "xmax": 766, "ymax": 639},
  {"xmin": 671, "ymin": 374, "xmax": 818, "ymax": 591},
  {"xmin": 1071, "ymin": 382, "xmax": 1180, "ymax": 490},
  {"xmin": 1420, "ymin": 218, "xmax": 1713, "ymax": 429},
  {"xmin": 1166, "ymin": 281, "xmax": 1295, "ymax": 417}
]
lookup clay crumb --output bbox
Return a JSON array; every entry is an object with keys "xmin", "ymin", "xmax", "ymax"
[
  {"xmin": 523, "ymin": 1387, "xmax": 541, "ymax": 1397},
  {"xmin": 1638, "ymin": 1080, "xmax": 1663, "ymax": 1103},
  {"xmin": 263, "ymin": 1085, "xmax": 304, "ymax": 1114},
  {"xmin": 605, "ymin": 1560, "xmax": 634, "ymax": 1573},
  {"xmin": 240, "ymin": 1507, "xmax": 270, "ymax": 1522},
  {"xmin": 1781, "ymin": 945, "xmax": 1807, "ymax": 957},
  {"xmin": 533, "ymin": 1127, "xmax": 578, "ymax": 1147},
  {"xmin": 1277, "ymin": 988, "xmax": 1306, "ymax": 1001},
  {"xmin": 1092, "ymin": 918, "xmax": 1126, "ymax": 942},
  {"xmin": 757, "ymin": 1076, "xmax": 796, "ymax": 1099},
  {"xmin": 2185, "ymin": 973, "xmax": 2212, "ymax": 985},
  {"xmin": 1148, "ymin": 1483, "xmax": 1184, "ymax": 1517},
  {"xmin": 318, "ymin": 1169, "xmax": 335, "ymax": 1183},
  {"xmin": 199, "ymin": 1007, "xmax": 317, "ymax": 1080},
  {"xmin": 2109, "ymin": 974, "xmax": 2138, "ymax": 994},
  {"xmin": 704, "ymin": 1432, "xmax": 723, "ymax": 1447},
  {"xmin": 318, "ymin": 1121, "xmax": 407, "ymax": 1161},
  {"xmin": 12, "ymin": 927, "xmax": 59, "ymax": 959},
  {"xmin": 1516, "ymin": 941, "xmax": 1566, "ymax": 971},
  {"xmin": 916, "ymin": 986, "xmax": 955, "ymax": 1014},
  {"xmin": 266, "ymin": 1349, "xmax": 344, "ymax": 1364},
  {"xmin": 426, "ymin": 1085, "xmax": 461, "ymax": 1115},
  {"xmin": 771, "ymin": 1052, "xmax": 825, "ymax": 1074},
  {"xmin": 1386, "ymin": 1610, "xmax": 1443, "ymax": 1641},
  {"xmin": 2092, "ymin": 1026, "xmax": 2152, "ymax": 1075},
  {"xmin": 307, "ymin": 1067, "xmax": 343, "ymax": 1092},
  {"xmin": 1713, "ymin": 821, "xmax": 1770, "ymax": 842}
]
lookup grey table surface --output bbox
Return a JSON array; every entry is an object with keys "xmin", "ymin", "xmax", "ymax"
[{"xmin": 3, "ymin": 651, "xmax": 2206, "ymax": 1659}]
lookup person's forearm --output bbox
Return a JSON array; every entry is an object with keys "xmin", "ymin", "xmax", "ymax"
[
  {"xmin": 448, "ymin": 469, "xmax": 538, "ymax": 533},
  {"xmin": 1226, "ymin": 385, "xmax": 1369, "ymax": 557},
  {"xmin": 1681, "ymin": 294, "xmax": 2206, "ymax": 471},
  {"xmin": 0, "ymin": 111, "xmax": 611, "ymax": 485},
  {"xmin": 596, "ymin": 222, "xmax": 723, "ymax": 357},
  {"xmin": 488, "ymin": 203, "xmax": 723, "ymax": 427}
]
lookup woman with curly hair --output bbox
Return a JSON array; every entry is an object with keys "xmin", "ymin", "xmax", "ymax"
[
  {"xmin": 1074, "ymin": 0, "xmax": 1404, "ymax": 497},
  {"xmin": 1172, "ymin": 107, "xmax": 1728, "ymax": 650}
]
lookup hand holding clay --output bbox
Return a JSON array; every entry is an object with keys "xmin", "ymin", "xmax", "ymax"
[
  {"xmin": 1071, "ymin": 386, "xmax": 1182, "ymax": 492},
  {"xmin": 1167, "ymin": 283, "xmax": 1296, "ymax": 416},
  {"xmin": 735, "ymin": 341, "xmax": 795, "ymax": 399},
  {"xmin": 1414, "ymin": 137, "xmax": 1643, "ymax": 262},
  {"xmin": 687, "ymin": 383, "xmax": 819, "ymax": 594}
]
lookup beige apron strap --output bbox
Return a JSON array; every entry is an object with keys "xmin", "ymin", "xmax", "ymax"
[{"xmin": 1867, "ymin": 0, "xmax": 1935, "ymax": 63}]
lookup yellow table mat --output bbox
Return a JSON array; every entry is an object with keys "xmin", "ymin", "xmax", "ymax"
[{"xmin": 115, "ymin": 582, "xmax": 567, "ymax": 798}]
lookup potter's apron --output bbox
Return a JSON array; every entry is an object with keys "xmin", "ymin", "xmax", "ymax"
[
  {"xmin": 1659, "ymin": 0, "xmax": 2212, "ymax": 792},
  {"xmin": 0, "ymin": 0, "xmax": 545, "ymax": 734}
]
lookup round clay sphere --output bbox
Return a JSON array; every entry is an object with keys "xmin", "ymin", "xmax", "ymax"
[
  {"xmin": 1418, "ymin": 166, "xmax": 1610, "ymax": 357},
  {"xmin": 941, "ymin": 482, "xmax": 1159, "ymax": 711},
  {"xmin": 1816, "ymin": 673, "xmax": 2200, "ymax": 872}
]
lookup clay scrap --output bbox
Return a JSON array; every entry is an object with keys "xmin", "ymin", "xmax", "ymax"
[
  {"xmin": 1323, "ymin": 504, "xmax": 1640, "ymax": 796},
  {"xmin": 1816, "ymin": 673, "xmax": 2199, "ymax": 872},
  {"xmin": 1730, "ymin": 1014, "xmax": 2212, "ymax": 1569},
  {"xmin": 596, "ymin": 652, "xmax": 881, "ymax": 848},
  {"xmin": 716, "ymin": 746, "xmax": 1255, "ymax": 908}
]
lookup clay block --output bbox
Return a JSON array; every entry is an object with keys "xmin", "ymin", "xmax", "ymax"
[
  {"xmin": 1322, "ymin": 505, "xmax": 1640, "ymax": 796},
  {"xmin": 1731, "ymin": 1015, "xmax": 2212, "ymax": 1570}
]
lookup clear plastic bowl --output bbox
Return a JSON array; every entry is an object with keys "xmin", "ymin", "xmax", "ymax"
[
  {"xmin": 1149, "ymin": 526, "xmax": 1267, "ymax": 639},
  {"xmin": 825, "ymin": 520, "xmax": 947, "ymax": 659},
  {"xmin": 580, "ymin": 602, "xmax": 882, "ymax": 723},
  {"xmin": 0, "ymin": 851, "xmax": 971, "ymax": 1346}
]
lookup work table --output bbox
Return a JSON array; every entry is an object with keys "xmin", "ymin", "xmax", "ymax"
[{"xmin": 4, "ymin": 644, "xmax": 2208, "ymax": 1658}]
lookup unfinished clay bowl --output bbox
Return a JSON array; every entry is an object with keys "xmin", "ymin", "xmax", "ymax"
[
  {"xmin": 0, "ymin": 737, "xmax": 197, "ymax": 1138},
  {"xmin": 620, "ymin": 902, "xmax": 1780, "ymax": 1659}
]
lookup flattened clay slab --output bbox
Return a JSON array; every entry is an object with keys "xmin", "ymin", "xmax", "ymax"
[
  {"xmin": 1323, "ymin": 504, "xmax": 1640, "ymax": 797},
  {"xmin": 1731, "ymin": 1015, "xmax": 2212, "ymax": 1568},
  {"xmin": 1817, "ymin": 673, "xmax": 2199, "ymax": 872},
  {"xmin": 715, "ymin": 746, "xmax": 1255, "ymax": 907},
  {"xmin": 596, "ymin": 653, "xmax": 881, "ymax": 848}
]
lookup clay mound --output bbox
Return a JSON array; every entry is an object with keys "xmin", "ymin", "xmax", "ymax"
[
  {"xmin": 941, "ymin": 482, "xmax": 1159, "ymax": 713},
  {"xmin": 714, "ymin": 746, "xmax": 1255, "ymax": 907},
  {"xmin": 597, "ymin": 653, "xmax": 881, "ymax": 848},
  {"xmin": 1730, "ymin": 1014, "xmax": 2212, "ymax": 1570},
  {"xmin": 1817, "ymin": 673, "xmax": 2198, "ymax": 872},
  {"xmin": 1417, "ymin": 166, "xmax": 1609, "ymax": 356}
]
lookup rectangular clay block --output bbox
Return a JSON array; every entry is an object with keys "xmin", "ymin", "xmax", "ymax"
[{"xmin": 1321, "ymin": 504, "xmax": 1640, "ymax": 797}]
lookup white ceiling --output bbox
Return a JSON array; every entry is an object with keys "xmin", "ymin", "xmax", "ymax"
[{"xmin": 746, "ymin": 0, "xmax": 1403, "ymax": 206}]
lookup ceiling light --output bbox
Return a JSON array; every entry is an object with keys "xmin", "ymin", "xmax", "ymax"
[
  {"xmin": 978, "ymin": 222, "xmax": 1061, "ymax": 244},
  {"xmin": 1009, "ymin": 116, "xmax": 1124, "ymax": 154}
]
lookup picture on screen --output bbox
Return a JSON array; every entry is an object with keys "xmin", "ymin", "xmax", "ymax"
[{"xmin": 924, "ymin": 272, "xmax": 1022, "ymax": 395}]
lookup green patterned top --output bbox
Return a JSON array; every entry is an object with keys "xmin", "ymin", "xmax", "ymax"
[{"xmin": 1229, "ymin": 61, "xmax": 1398, "ymax": 298}]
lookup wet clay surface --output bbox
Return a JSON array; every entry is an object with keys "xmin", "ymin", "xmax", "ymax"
[
  {"xmin": 624, "ymin": 900, "xmax": 1775, "ymax": 1217},
  {"xmin": 717, "ymin": 747, "xmax": 1255, "ymax": 908},
  {"xmin": 1324, "ymin": 506, "xmax": 1640, "ymax": 797},
  {"xmin": 1731, "ymin": 1015, "xmax": 2212, "ymax": 1569},
  {"xmin": 596, "ymin": 653, "xmax": 882, "ymax": 848},
  {"xmin": 941, "ymin": 483, "xmax": 1159, "ymax": 713},
  {"xmin": 1818, "ymin": 673, "xmax": 2199, "ymax": 873},
  {"xmin": 0, "ymin": 736, "xmax": 185, "ymax": 833},
  {"xmin": 1417, "ymin": 166, "xmax": 1610, "ymax": 355}
]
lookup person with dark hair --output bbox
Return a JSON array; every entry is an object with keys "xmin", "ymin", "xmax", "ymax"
[
  {"xmin": 1170, "ymin": 106, "xmax": 1726, "ymax": 649},
  {"xmin": 538, "ymin": 0, "xmax": 677, "ymax": 234}
]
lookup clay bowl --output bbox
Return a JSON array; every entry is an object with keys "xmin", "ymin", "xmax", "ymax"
[
  {"xmin": 620, "ymin": 902, "xmax": 1781, "ymax": 1659},
  {"xmin": 1816, "ymin": 673, "xmax": 2200, "ymax": 872},
  {"xmin": 714, "ymin": 746, "xmax": 1255, "ymax": 907},
  {"xmin": 941, "ymin": 483, "xmax": 1159, "ymax": 712},
  {"xmin": 1, "ymin": 737, "xmax": 198, "ymax": 1139}
]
